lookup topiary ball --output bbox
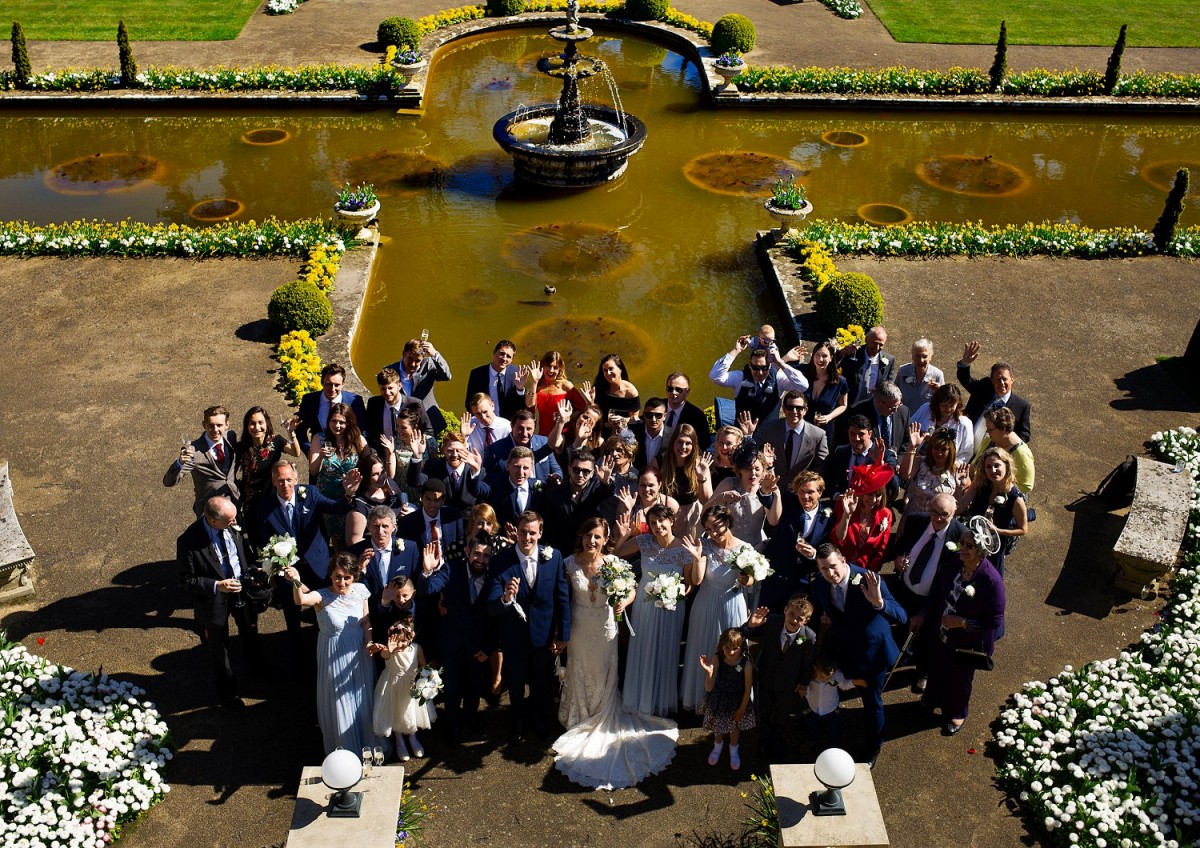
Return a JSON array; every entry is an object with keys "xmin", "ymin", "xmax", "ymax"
[
  {"xmin": 377, "ymin": 17, "xmax": 422, "ymax": 50},
  {"xmin": 710, "ymin": 14, "xmax": 756, "ymax": 55},
  {"xmin": 625, "ymin": 0, "xmax": 669, "ymax": 21},
  {"xmin": 815, "ymin": 271, "xmax": 884, "ymax": 334},
  {"xmin": 268, "ymin": 280, "xmax": 334, "ymax": 336},
  {"xmin": 486, "ymin": 0, "xmax": 527, "ymax": 17}
]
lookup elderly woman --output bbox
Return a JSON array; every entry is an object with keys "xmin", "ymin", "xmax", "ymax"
[
  {"xmin": 900, "ymin": 426, "xmax": 962, "ymax": 518},
  {"xmin": 912, "ymin": 525, "xmax": 1005, "ymax": 736},
  {"xmin": 895, "ymin": 338, "xmax": 945, "ymax": 413},
  {"xmin": 974, "ymin": 407, "xmax": 1035, "ymax": 497},
  {"xmin": 831, "ymin": 463, "xmax": 895, "ymax": 572},
  {"xmin": 911, "ymin": 383, "xmax": 973, "ymax": 462},
  {"xmin": 959, "ymin": 446, "xmax": 1027, "ymax": 575},
  {"xmin": 284, "ymin": 552, "xmax": 379, "ymax": 755}
]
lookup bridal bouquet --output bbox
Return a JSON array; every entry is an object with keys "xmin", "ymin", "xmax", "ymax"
[
  {"xmin": 733, "ymin": 545, "xmax": 774, "ymax": 582},
  {"xmin": 644, "ymin": 571, "xmax": 686, "ymax": 611},
  {"xmin": 259, "ymin": 533, "xmax": 301, "ymax": 586},
  {"xmin": 596, "ymin": 555, "xmax": 637, "ymax": 622},
  {"xmin": 410, "ymin": 665, "xmax": 444, "ymax": 706}
]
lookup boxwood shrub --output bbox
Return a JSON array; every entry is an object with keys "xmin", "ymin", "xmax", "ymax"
[
  {"xmin": 268, "ymin": 279, "xmax": 333, "ymax": 336},
  {"xmin": 816, "ymin": 271, "xmax": 883, "ymax": 333},
  {"xmin": 377, "ymin": 17, "xmax": 422, "ymax": 49},
  {"xmin": 710, "ymin": 14, "xmax": 755, "ymax": 55}
]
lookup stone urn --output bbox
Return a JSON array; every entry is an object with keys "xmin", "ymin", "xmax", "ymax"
[
  {"xmin": 335, "ymin": 200, "xmax": 380, "ymax": 240},
  {"xmin": 764, "ymin": 198, "xmax": 813, "ymax": 237},
  {"xmin": 712, "ymin": 62, "xmax": 745, "ymax": 93},
  {"xmin": 393, "ymin": 59, "xmax": 427, "ymax": 75}
]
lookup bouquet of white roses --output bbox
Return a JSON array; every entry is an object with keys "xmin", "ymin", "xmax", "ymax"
[
  {"xmin": 259, "ymin": 534, "xmax": 301, "ymax": 586},
  {"xmin": 733, "ymin": 545, "xmax": 774, "ymax": 582},
  {"xmin": 644, "ymin": 570, "xmax": 686, "ymax": 611},
  {"xmin": 596, "ymin": 555, "xmax": 637, "ymax": 622},
  {"xmin": 410, "ymin": 665, "xmax": 444, "ymax": 706}
]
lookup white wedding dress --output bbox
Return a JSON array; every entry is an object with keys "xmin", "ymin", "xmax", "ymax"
[{"xmin": 552, "ymin": 556, "xmax": 678, "ymax": 790}]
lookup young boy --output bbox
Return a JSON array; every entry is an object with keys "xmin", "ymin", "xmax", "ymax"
[
  {"xmin": 804, "ymin": 654, "xmax": 859, "ymax": 757},
  {"xmin": 743, "ymin": 595, "xmax": 817, "ymax": 761}
]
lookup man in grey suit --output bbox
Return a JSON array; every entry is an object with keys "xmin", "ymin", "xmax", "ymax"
[
  {"xmin": 754, "ymin": 391, "xmax": 828, "ymax": 485},
  {"xmin": 164, "ymin": 405, "xmax": 239, "ymax": 518},
  {"xmin": 386, "ymin": 337, "xmax": 453, "ymax": 414}
]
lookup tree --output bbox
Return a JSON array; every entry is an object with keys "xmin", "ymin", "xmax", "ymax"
[
  {"xmin": 1151, "ymin": 167, "xmax": 1189, "ymax": 253},
  {"xmin": 10, "ymin": 22, "xmax": 31, "ymax": 89},
  {"xmin": 988, "ymin": 21, "xmax": 1007, "ymax": 92},
  {"xmin": 117, "ymin": 20, "xmax": 137, "ymax": 88},
  {"xmin": 1104, "ymin": 24, "xmax": 1128, "ymax": 95}
]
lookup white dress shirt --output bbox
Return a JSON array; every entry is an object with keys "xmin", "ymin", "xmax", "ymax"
[
  {"xmin": 806, "ymin": 669, "xmax": 855, "ymax": 716},
  {"xmin": 902, "ymin": 524, "xmax": 945, "ymax": 597}
]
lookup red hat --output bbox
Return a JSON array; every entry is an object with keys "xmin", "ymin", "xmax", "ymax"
[{"xmin": 848, "ymin": 463, "xmax": 894, "ymax": 496}]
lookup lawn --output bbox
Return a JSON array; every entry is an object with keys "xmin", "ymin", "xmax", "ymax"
[
  {"xmin": 863, "ymin": 0, "xmax": 1200, "ymax": 47},
  {"xmin": 8, "ymin": 0, "xmax": 262, "ymax": 41}
]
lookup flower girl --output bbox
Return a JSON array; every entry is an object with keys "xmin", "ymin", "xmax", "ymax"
[
  {"xmin": 698, "ymin": 627, "xmax": 756, "ymax": 770},
  {"xmin": 372, "ymin": 618, "xmax": 436, "ymax": 761}
]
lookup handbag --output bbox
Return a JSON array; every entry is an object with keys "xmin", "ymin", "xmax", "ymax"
[{"xmin": 953, "ymin": 648, "xmax": 994, "ymax": 671}]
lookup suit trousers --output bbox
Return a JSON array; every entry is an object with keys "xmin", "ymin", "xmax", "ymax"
[
  {"xmin": 503, "ymin": 641, "xmax": 555, "ymax": 735},
  {"xmin": 442, "ymin": 646, "xmax": 491, "ymax": 734},
  {"xmin": 202, "ymin": 602, "xmax": 264, "ymax": 698},
  {"xmin": 889, "ymin": 577, "xmax": 932, "ymax": 677}
]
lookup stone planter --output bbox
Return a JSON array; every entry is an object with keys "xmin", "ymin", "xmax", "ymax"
[
  {"xmin": 334, "ymin": 200, "xmax": 380, "ymax": 240},
  {"xmin": 713, "ymin": 63, "xmax": 745, "ymax": 94},
  {"xmin": 763, "ymin": 198, "xmax": 812, "ymax": 237}
]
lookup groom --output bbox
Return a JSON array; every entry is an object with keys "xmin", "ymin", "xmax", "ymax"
[{"xmin": 486, "ymin": 510, "xmax": 570, "ymax": 743}]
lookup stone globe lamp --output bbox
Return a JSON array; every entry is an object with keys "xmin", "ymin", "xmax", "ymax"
[
  {"xmin": 321, "ymin": 748, "xmax": 364, "ymax": 818},
  {"xmin": 812, "ymin": 747, "xmax": 855, "ymax": 816}
]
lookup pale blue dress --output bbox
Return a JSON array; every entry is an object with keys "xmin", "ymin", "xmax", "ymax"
[
  {"xmin": 680, "ymin": 539, "xmax": 750, "ymax": 712},
  {"xmin": 315, "ymin": 582, "xmax": 378, "ymax": 755},
  {"xmin": 621, "ymin": 536, "xmax": 692, "ymax": 716}
]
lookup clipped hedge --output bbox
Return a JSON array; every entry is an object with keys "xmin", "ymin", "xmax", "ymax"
[
  {"xmin": 710, "ymin": 14, "xmax": 755, "ymax": 55},
  {"xmin": 626, "ymin": 0, "xmax": 669, "ymax": 21},
  {"xmin": 1, "ymin": 64, "xmax": 404, "ymax": 95},
  {"xmin": 377, "ymin": 16, "xmax": 423, "ymax": 49},
  {"xmin": 486, "ymin": 0, "xmax": 527, "ymax": 16},
  {"xmin": 816, "ymin": 271, "xmax": 883, "ymax": 333},
  {"xmin": 268, "ymin": 279, "xmax": 333, "ymax": 336}
]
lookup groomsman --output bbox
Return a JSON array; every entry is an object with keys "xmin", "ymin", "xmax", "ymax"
[
  {"xmin": 464, "ymin": 340, "xmax": 526, "ymax": 421},
  {"xmin": 164, "ymin": 405, "xmax": 239, "ymax": 518},
  {"xmin": 485, "ymin": 447, "xmax": 548, "ymax": 529},
  {"xmin": 295, "ymin": 363, "xmax": 367, "ymax": 452},
  {"xmin": 661, "ymin": 373, "xmax": 711, "ymax": 450}
]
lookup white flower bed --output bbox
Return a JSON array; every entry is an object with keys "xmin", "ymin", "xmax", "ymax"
[
  {"xmin": 266, "ymin": 0, "xmax": 304, "ymax": 14},
  {"xmin": 819, "ymin": 0, "xmax": 863, "ymax": 19},
  {"xmin": 0, "ymin": 638, "xmax": 172, "ymax": 847},
  {"xmin": 995, "ymin": 427, "xmax": 1200, "ymax": 848}
]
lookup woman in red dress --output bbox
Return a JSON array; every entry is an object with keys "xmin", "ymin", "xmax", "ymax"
[
  {"xmin": 830, "ymin": 463, "xmax": 894, "ymax": 572},
  {"xmin": 526, "ymin": 350, "xmax": 590, "ymax": 436}
]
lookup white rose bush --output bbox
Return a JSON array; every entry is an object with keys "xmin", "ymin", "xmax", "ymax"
[
  {"xmin": 995, "ymin": 427, "xmax": 1200, "ymax": 848},
  {"xmin": 0, "ymin": 634, "xmax": 172, "ymax": 847}
]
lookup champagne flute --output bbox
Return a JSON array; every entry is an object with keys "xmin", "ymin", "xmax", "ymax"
[
  {"xmin": 372, "ymin": 746, "xmax": 385, "ymax": 768},
  {"xmin": 361, "ymin": 746, "xmax": 373, "ymax": 777}
]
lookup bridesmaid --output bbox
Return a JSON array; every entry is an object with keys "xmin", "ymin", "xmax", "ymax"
[
  {"xmin": 679, "ymin": 505, "xmax": 755, "ymax": 713},
  {"xmin": 614, "ymin": 505, "xmax": 703, "ymax": 716}
]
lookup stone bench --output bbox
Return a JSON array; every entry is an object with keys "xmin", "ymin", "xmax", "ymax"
[
  {"xmin": 1112, "ymin": 456, "xmax": 1192, "ymax": 594},
  {"xmin": 0, "ymin": 462, "xmax": 36, "ymax": 604}
]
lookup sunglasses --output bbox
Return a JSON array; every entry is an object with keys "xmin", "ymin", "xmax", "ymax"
[{"xmin": 665, "ymin": 386, "xmax": 687, "ymax": 394}]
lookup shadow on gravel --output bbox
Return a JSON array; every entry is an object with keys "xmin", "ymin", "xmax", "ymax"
[
  {"xmin": 1047, "ymin": 495, "xmax": 1129, "ymax": 619},
  {"xmin": 1111, "ymin": 362, "xmax": 1200, "ymax": 413}
]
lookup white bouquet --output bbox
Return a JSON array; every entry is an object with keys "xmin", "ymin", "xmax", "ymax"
[
  {"xmin": 410, "ymin": 665, "xmax": 444, "ymax": 706},
  {"xmin": 259, "ymin": 533, "xmax": 301, "ymax": 586},
  {"xmin": 732, "ymin": 545, "xmax": 774, "ymax": 582},
  {"xmin": 644, "ymin": 571, "xmax": 686, "ymax": 611},
  {"xmin": 596, "ymin": 555, "xmax": 637, "ymax": 621}
]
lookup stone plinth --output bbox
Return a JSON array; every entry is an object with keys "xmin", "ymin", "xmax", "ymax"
[
  {"xmin": 1113, "ymin": 456, "xmax": 1191, "ymax": 592},
  {"xmin": 0, "ymin": 462, "xmax": 35, "ymax": 603},
  {"xmin": 287, "ymin": 764, "xmax": 404, "ymax": 848},
  {"xmin": 771, "ymin": 763, "xmax": 889, "ymax": 848}
]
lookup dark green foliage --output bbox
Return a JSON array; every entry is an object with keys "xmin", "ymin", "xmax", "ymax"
[
  {"xmin": 1152, "ymin": 167, "xmax": 1189, "ymax": 252},
  {"xmin": 377, "ymin": 16, "xmax": 422, "ymax": 50},
  {"xmin": 11, "ymin": 22, "xmax": 30, "ymax": 88},
  {"xmin": 816, "ymin": 272, "xmax": 884, "ymax": 333},
  {"xmin": 486, "ymin": 0, "xmax": 526, "ymax": 17},
  {"xmin": 710, "ymin": 14, "xmax": 756, "ymax": 55},
  {"xmin": 1104, "ymin": 24, "xmax": 1128, "ymax": 94},
  {"xmin": 268, "ymin": 280, "xmax": 333, "ymax": 336},
  {"xmin": 625, "ymin": 0, "xmax": 668, "ymax": 22},
  {"xmin": 117, "ymin": 20, "xmax": 137, "ymax": 87},
  {"xmin": 988, "ymin": 20, "xmax": 1007, "ymax": 91}
]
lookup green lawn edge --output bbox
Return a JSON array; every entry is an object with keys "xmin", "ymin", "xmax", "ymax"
[{"xmin": 8, "ymin": 0, "xmax": 262, "ymax": 41}]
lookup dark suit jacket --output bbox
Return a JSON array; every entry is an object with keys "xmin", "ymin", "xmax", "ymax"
[
  {"xmin": 663, "ymin": 401, "xmax": 712, "ymax": 451},
  {"xmin": 485, "ymin": 545, "xmax": 571, "ymax": 649},
  {"xmin": 364, "ymin": 395, "xmax": 435, "ymax": 456},
  {"xmin": 745, "ymin": 617, "xmax": 817, "ymax": 696},
  {"xmin": 956, "ymin": 362, "xmax": 1032, "ymax": 443},
  {"xmin": 385, "ymin": 352, "xmax": 452, "ymax": 410},
  {"xmin": 823, "ymin": 445, "xmax": 900, "ymax": 498},
  {"xmin": 847, "ymin": 398, "xmax": 911, "ymax": 456},
  {"xmin": 843, "ymin": 349, "xmax": 897, "ymax": 408},
  {"xmin": 348, "ymin": 536, "xmax": 421, "ymax": 596},
  {"xmin": 629, "ymin": 420, "xmax": 669, "ymax": 470},
  {"xmin": 254, "ymin": 485, "xmax": 351, "ymax": 581},
  {"xmin": 296, "ymin": 391, "xmax": 367, "ymax": 452},
  {"xmin": 885, "ymin": 514, "xmax": 965, "ymax": 604},
  {"xmin": 754, "ymin": 418, "xmax": 829, "ymax": 481},
  {"xmin": 466, "ymin": 363, "xmax": 524, "ymax": 421},
  {"xmin": 541, "ymin": 478, "xmax": 615, "ymax": 552},
  {"xmin": 419, "ymin": 558, "xmax": 496, "ymax": 656},
  {"xmin": 397, "ymin": 506, "xmax": 464, "ymax": 551},
  {"xmin": 177, "ymin": 517, "xmax": 256, "ymax": 627},
  {"xmin": 810, "ymin": 565, "xmax": 906, "ymax": 680},
  {"xmin": 483, "ymin": 473, "xmax": 548, "ymax": 528},
  {"xmin": 484, "ymin": 434, "xmax": 561, "ymax": 483},
  {"xmin": 408, "ymin": 456, "xmax": 490, "ymax": 509},
  {"xmin": 164, "ymin": 433, "xmax": 239, "ymax": 518}
]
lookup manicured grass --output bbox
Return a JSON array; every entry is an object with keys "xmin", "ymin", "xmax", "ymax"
[
  {"xmin": 8, "ymin": 0, "xmax": 262, "ymax": 41},
  {"xmin": 863, "ymin": 0, "xmax": 1200, "ymax": 47}
]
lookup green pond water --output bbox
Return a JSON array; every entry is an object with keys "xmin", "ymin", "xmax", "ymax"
[{"xmin": 2, "ymin": 30, "xmax": 1197, "ymax": 406}]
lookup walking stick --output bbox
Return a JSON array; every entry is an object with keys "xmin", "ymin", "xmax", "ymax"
[{"xmin": 883, "ymin": 630, "xmax": 915, "ymax": 691}]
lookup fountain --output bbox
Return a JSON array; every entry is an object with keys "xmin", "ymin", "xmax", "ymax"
[{"xmin": 493, "ymin": 2, "xmax": 647, "ymax": 188}]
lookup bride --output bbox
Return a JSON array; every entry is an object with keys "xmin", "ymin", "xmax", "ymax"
[{"xmin": 553, "ymin": 517, "xmax": 679, "ymax": 790}]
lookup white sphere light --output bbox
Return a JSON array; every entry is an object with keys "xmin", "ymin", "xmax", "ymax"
[
  {"xmin": 321, "ymin": 749, "xmax": 363, "ymax": 792},
  {"xmin": 814, "ymin": 747, "xmax": 855, "ymax": 788}
]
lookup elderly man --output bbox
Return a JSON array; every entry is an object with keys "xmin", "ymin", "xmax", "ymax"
[
  {"xmin": 846, "ymin": 380, "xmax": 910, "ymax": 456},
  {"xmin": 710, "ymin": 333, "xmax": 809, "ymax": 427},
  {"xmin": 811, "ymin": 543, "xmax": 906, "ymax": 766},
  {"xmin": 177, "ymin": 495, "xmax": 267, "ymax": 709},
  {"xmin": 842, "ymin": 326, "xmax": 895, "ymax": 407},
  {"xmin": 895, "ymin": 338, "xmax": 945, "ymax": 413},
  {"xmin": 164, "ymin": 405, "xmax": 239, "ymax": 518},
  {"xmin": 957, "ymin": 340, "xmax": 1032, "ymax": 444}
]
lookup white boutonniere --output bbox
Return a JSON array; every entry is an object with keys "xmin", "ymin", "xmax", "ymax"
[
  {"xmin": 298, "ymin": 486, "xmax": 308, "ymax": 500},
  {"xmin": 850, "ymin": 573, "xmax": 863, "ymax": 586},
  {"xmin": 993, "ymin": 495, "xmax": 1006, "ymax": 507},
  {"xmin": 230, "ymin": 523, "xmax": 242, "ymax": 533},
  {"xmin": 540, "ymin": 546, "xmax": 554, "ymax": 561},
  {"xmin": 533, "ymin": 480, "xmax": 544, "ymax": 492},
  {"xmin": 394, "ymin": 539, "xmax": 405, "ymax": 552},
  {"xmin": 904, "ymin": 374, "xmax": 915, "ymax": 384},
  {"xmin": 880, "ymin": 355, "xmax": 890, "ymax": 367},
  {"xmin": 963, "ymin": 584, "xmax": 976, "ymax": 598},
  {"xmin": 945, "ymin": 541, "xmax": 960, "ymax": 552},
  {"xmin": 876, "ymin": 515, "xmax": 890, "ymax": 534},
  {"xmin": 821, "ymin": 507, "xmax": 833, "ymax": 519}
]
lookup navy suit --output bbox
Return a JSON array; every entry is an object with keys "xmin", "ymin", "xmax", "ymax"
[
  {"xmin": 397, "ymin": 506, "xmax": 464, "ymax": 552},
  {"xmin": 843, "ymin": 349, "xmax": 897, "ymax": 408},
  {"xmin": 485, "ymin": 434, "xmax": 561, "ymax": 483},
  {"xmin": 483, "ymin": 473, "xmax": 548, "ymax": 529},
  {"xmin": 296, "ymin": 391, "xmax": 367, "ymax": 453},
  {"xmin": 348, "ymin": 536, "xmax": 421, "ymax": 596},
  {"xmin": 486, "ymin": 544, "xmax": 570, "ymax": 735},
  {"xmin": 466, "ymin": 363, "xmax": 524, "ymax": 421},
  {"xmin": 541, "ymin": 478, "xmax": 614, "ymax": 552},
  {"xmin": 811, "ymin": 565, "xmax": 906, "ymax": 755},
  {"xmin": 761, "ymin": 495, "xmax": 833, "ymax": 611},
  {"xmin": 743, "ymin": 616, "xmax": 817, "ymax": 757},
  {"xmin": 364, "ymin": 395, "xmax": 435, "ymax": 457},
  {"xmin": 408, "ymin": 457, "xmax": 489, "ymax": 510},
  {"xmin": 956, "ymin": 361, "xmax": 1033, "ymax": 443},
  {"xmin": 846, "ymin": 398, "xmax": 911, "ymax": 456}
]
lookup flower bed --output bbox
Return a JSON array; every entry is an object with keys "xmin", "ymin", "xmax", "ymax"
[
  {"xmin": 819, "ymin": 0, "xmax": 863, "ymax": 20},
  {"xmin": 266, "ymin": 0, "xmax": 307, "ymax": 14},
  {"xmin": 994, "ymin": 427, "xmax": 1200, "ymax": 848},
  {"xmin": 0, "ymin": 635, "xmax": 173, "ymax": 847},
  {"xmin": 788, "ymin": 220, "xmax": 1200, "ymax": 259},
  {"xmin": 276, "ymin": 329, "xmax": 323, "ymax": 405},
  {"xmin": 1, "ymin": 65, "xmax": 404, "ymax": 95}
]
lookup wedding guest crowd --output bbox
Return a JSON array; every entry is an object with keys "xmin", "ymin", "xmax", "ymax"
[{"xmin": 171, "ymin": 326, "xmax": 1025, "ymax": 774}]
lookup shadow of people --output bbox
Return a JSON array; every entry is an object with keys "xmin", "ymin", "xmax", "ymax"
[
  {"xmin": 1045, "ymin": 495, "xmax": 1127, "ymax": 619},
  {"xmin": 1110, "ymin": 362, "xmax": 1200, "ymax": 413}
]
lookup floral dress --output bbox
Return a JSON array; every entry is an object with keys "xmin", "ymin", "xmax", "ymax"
[
  {"xmin": 238, "ymin": 435, "xmax": 287, "ymax": 528},
  {"xmin": 700, "ymin": 658, "xmax": 756, "ymax": 734},
  {"xmin": 904, "ymin": 464, "xmax": 957, "ymax": 517},
  {"xmin": 317, "ymin": 447, "xmax": 358, "ymax": 541}
]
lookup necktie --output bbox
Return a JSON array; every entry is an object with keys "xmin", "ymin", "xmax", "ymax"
[
  {"xmin": 801, "ymin": 510, "xmax": 812, "ymax": 540},
  {"xmin": 834, "ymin": 583, "xmax": 846, "ymax": 612},
  {"xmin": 215, "ymin": 531, "xmax": 232, "ymax": 578},
  {"xmin": 391, "ymin": 408, "xmax": 399, "ymax": 439},
  {"xmin": 429, "ymin": 519, "xmax": 441, "ymax": 556},
  {"xmin": 450, "ymin": 470, "xmax": 461, "ymax": 496},
  {"xmin": 784, "ymin": 429, "xmax": 796, "ymax": 472},
  {"xmin": 781, "ymin": 629, "xmax": 796, "ymax": 652},
  {"xmin": 667, "ymin": 409, "xmax": 677, "ymax": 428},
  {"xmin": 470, "ymin": 574, "xmax": 483, "ymax": 603},
  {"xmin": 285, "ymin": 502, "xmax": 295, "ymax": 533},
  {"xmin": 909, "ymin": 529, "xmax": 938, "ymax": 585},
  {"xmin": 517, "ymin": 485, "xmax": 528, "ymax": 513},
  {"xmin": 484, "ymin": 426, "xmax": 494, "ymax": 447},
  {"xmin": 524, "ymin": 555, "xmax": 537, "ymax": 588},
  {"xmin": 215, "ymin": 441, "xmax": 225, "ymax": 467},
  {"xmin": 378, "ymin": 549, "xmax": 391, "ymax": 586},
  {"xmin": 880, "ymin": 415, "xmax": 891, "ymax": 448},
  {"xmin": 222, "ymin": 529, "xmax": 241, "ymax": 579}
]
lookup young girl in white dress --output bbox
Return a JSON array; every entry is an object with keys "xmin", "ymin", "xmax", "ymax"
[{"xmin": 372, "ymin": 618, "xmax": 436, "ymax": 762}]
